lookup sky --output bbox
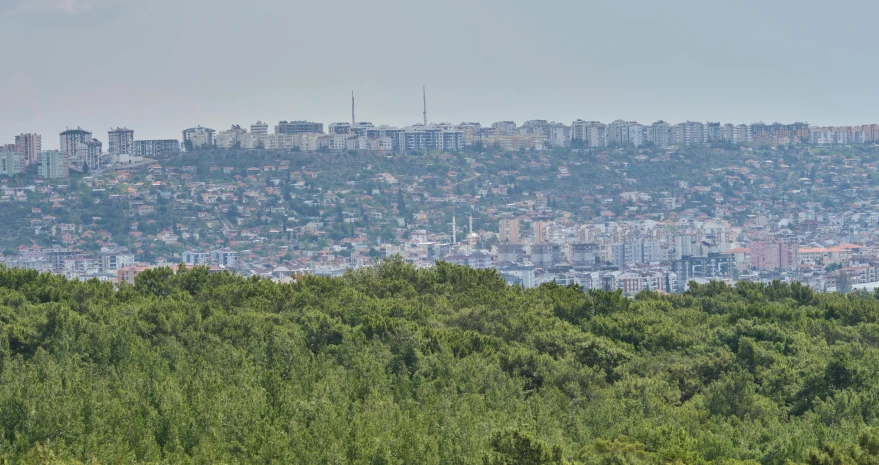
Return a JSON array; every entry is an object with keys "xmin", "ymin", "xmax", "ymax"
[{"xmin": 2, "ymin": 0, "xmax": 879, "ymax": 148}]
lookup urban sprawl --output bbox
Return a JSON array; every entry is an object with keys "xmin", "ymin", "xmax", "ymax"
[{"xmin": 2, "ymin": 115, "xmax": 879, "ymax": 295}]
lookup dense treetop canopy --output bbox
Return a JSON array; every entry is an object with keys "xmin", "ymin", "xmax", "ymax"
[{"xmin": 0, "ymin": 260, "xmax": 878, "ymax": 464}]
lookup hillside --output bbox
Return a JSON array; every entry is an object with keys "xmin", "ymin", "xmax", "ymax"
[{"xmin": 1, "ymin": 260, "xmax": 878, "ymax": 464}]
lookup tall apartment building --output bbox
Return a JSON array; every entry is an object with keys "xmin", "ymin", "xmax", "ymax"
[
  {"xmin": 548, "ymin": 123, "xmax": 571, "ymax": 148},
  {"xmin": 0, "ymin": 146, "xmax": 20, "ymax": 175},
  {"xmin": 749, "ymin": 241, "xmax": 795, "ymax": 271},
  {"xmin": 59, "ymin": 128, "xmax": 92, "ymax": 160},
  {"xmin": 275, "ymin": 120, "xmax": 323, "ymax": 135},
  {"xmin": 672, "ymin": 121, "xmax": 705, "ymax": 146},
  {"xmin": 492, "ymin": 121, "xmax": 517, "ymax": 136},
  {"xmin": 328, "ymin": 122, "xmax": 351, "ymax": 134},
  {"xmin": 38, "ymin": 150, "xmax": 68, "ymax": 178},
  {"xmin": 533, "ymin": 221, "xmax": 548, "ymax": 243},
  {"xmin": 733, "ymin": 124, "xmax": 751, "ymax": 144},
  {"xmin": 571, "ymin": 243, "xmax": 599, "ymax": 267},
  {"xmin": 570, "ymin": 120, "xmax": 607, "ymax": 147},
  {"xmin": 250, "ymin": 121, "xmax": 269, "ymax": 147},
  {"xmin": 216, "ymin": 125, "xmax": 248, "ymax": 149},
  {"xmin": 132, "ymin": 140, "xmax": 180, "ymax": 156},
  {"xmin": 706, "ymin": 122, "xmax": 722, "ymax": 142},
  {"xmin": 521, "ymin": 120, "xmax": 552, "ymax": 138},
  {"xmin": 749, "ymin": 122, "xmax": 810, "ymax": 145},
  {"xmin": 86, "ymin": 138, "xmax": 103, "ymax": 170},
  {"xmin": 649, "ymin": 121, "xmax": 670, "ymax": 146},
  {"xmin": 250, "ymin": 121, "xmax": 268, "ymax": 136},
  {"xmin": 107, "ymin": 128, "xmax": 134, "ymax": 155},
  {"xmin": 611, "ymin": 238, "xmax": 661, "ymax": 268},
  {"xmin": 14, "ymin": 133, "xmax": 41, "ymax": 168},
  {"xmin": 721, "ymin": 124, "xmax": 735, "ymax": 143},
  {"xmin": 398, "ymin": 127, "xmax": 463, "ymax": 152},
  {"xmin": 211, "ymin": 249, "xmax": 238, "ymax": 268},
  {"xmin": 499, "ymin": 219, "xmax": 520, "ymax": 243},
  {"xmin": 182, "ymin": 126, "xmax": 216, "ymax": 150},
  {"xmin": 607, "ymin": 120, "xmax": 643, "ymax": 147}
]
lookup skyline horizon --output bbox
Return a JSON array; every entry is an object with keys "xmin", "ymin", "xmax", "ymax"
[{"xmin": 6, "ymin": 100, "xmax": 879, "ymax": 151}]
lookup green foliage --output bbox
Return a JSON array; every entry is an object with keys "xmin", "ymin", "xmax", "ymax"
[{"xmin": 0, "ymin": 265, "xmax": 878, "ymax": 463}]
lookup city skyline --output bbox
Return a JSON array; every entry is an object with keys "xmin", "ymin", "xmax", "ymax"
[{"xmin": 3, "ymin": 0, "xmax": 879, "ymax": 145}]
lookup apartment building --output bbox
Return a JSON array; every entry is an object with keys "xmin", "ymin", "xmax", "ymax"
[
  {"xmin": 182, "ymin": 126, "xmax": 216, "ymax": 150},
  {"xmin": 132, "ymin": 139, "xmax": 180, "ymax": 156},
  {"xmin": 38, "ymin": 150, "xmax": 68, "ymax": 178},
  {"xmin": 107, "ymin": 127, "xmax": 134, "ymax": 155},
  {"xmin": 15, "ymin": 133, "xmax": 41, "ymax": 167}
]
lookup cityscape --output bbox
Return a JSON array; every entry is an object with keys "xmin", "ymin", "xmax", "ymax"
[
  {"xmin": 2, "ymin": 111, "xmax": 879, "ymax": 295},
  {"xmin": 7, "ymin": 0, "xmax": 879, "ymax": 461}
]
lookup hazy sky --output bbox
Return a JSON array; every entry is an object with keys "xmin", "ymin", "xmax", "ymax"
[{"xmin": 2, "ymin": 0, "xmax": 878, "ymax": 148}]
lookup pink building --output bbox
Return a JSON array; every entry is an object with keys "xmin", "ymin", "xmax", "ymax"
[{"xmin": 749, "ymin": 241, "xmax": 795, "ymax": 271}]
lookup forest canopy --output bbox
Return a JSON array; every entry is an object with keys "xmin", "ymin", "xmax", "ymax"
[{"xmin": 0, "ymin": 259, "xmax": 878, "ymax": 464}]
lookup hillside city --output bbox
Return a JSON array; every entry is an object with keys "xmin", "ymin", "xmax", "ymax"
[{"xmin": 3, "ymin": 117, "xmax": 879, "ymax": 294}]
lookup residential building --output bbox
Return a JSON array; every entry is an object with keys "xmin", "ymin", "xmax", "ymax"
[
  {"xmin": 250, "ymin": 121, "xmax": 268, "ymax": 147},
  {"xmin": 216, "ymin": 125, "xmax": 248, "ymax": 149},
  {"xmin": 749, "ymin": 241, "xmax": 795, "ymax": 271},
  {"xmin": 571, "ymin": 243, "xmax": 599, "ymax": 267},
  {"xmin": 497, "ymin": 244, "xmax": 525, "ymax": 265},
  {"xmin": 86, "ymin": 138, "xmax": 103, "ymax": 170},
  {"xmin": 275, "ymin": 120, "xmax": 323, "ymax": 135},
  {"xmin": 499, "ymin": 219, "xmax": 520, "ymax": 243},
  {"xmin": 59, "ymin": 128, "xmax": 92, "ymax": 161},
  {"xmin": 182, "ymin": 126, "xmax": 216, "ymax": 150},
  {"xmin": 548, "ymin": 123, "xmax": 571, "ymax": 148},
  {"xmin": 14, "ymin": 133, "xmax": 41, "ymax": 167},
  {"xmin": 399, "ymin": 126, "xmax": 464, "ymax": 152},
  {"xmin": 107, "ymin": 127, "xmax": 134, "ymax": 155},
  {"xmin": 38, "ymin": 150, "xmax": 68, "ymax": 178},
  {"xmin": 649, "ymin": 121, "xmax": 670, "ymax": 146},
  {"xmin": 211, "ymin": 249, "xmax": 237, "ymax": 268},
  {"xmin": 521, "ymin": 120, "xmax": 552, "ymax": 138},
  {"xmin": 329, "ymin": 122, "xmax": 351, "ymax": 134},
  {"xmin": 706, "ymin": 122, "xmax": 722, "ymax": 142},
  {"xmin": 0, "ymin": 146, "xmax": 20, "ymax": 175},
  {"xmin": 492, "ymin": 121, "xmax": 517, "ymax": 136},
  {"xmin": 183, "ymin": 250, "xmax": 210, "ymax": 266},
  {"xmin": 132, "ymin": 140, "xmax": 180, "ymax": 156},
  {"xmin": 570, "ymin": 121, "xmax": 606, "ymax": 147},
  {"xmin": 672, "ymin": 253, "xmax": 734, "ymax": 290},
  {"xmin": 607, "ymin": 120, "xmax": 643, "ymax": 147}
]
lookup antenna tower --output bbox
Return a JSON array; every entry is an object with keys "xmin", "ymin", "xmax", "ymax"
[
  {"xmin": 351, "ymin": 90, "xmax": 355, "ymax": 126},
  {"xmin": 422, "ymin": 86, "xmax": 427, "ymax": 126}
]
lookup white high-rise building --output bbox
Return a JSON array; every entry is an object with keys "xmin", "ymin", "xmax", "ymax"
[
  {"xmin": 0, "ymin": 146, "xmax": 20, "ymax": 175},
  {"xmin": 607, "ymin": 120, "xmax": 643, "ymax": 147},
  {"xmin": 649, "ymin": 121, "xmax": 670, "ymax": 146},
  {"xmin": 107, "ymin": 127, "xmax": 134, "ymax": 155},
  {"xmin": 59, "ymin": 128, "xmax": 92, "ymax": 161},
  {"xmin": 182, "ymin": 126, "xmax": 216, "ymax": 150},
  {"xmin": 38, "ymin": 150, "xmax": 68, "ymax": 178},
  {"xmin": 571, "ymin": 120, "xmax": 607, "ymax": 147}
]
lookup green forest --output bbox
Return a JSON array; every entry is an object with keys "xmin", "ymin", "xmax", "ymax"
[{"xmin": 2, "ymin": 260, "xmax": 879, "ymax": 464}]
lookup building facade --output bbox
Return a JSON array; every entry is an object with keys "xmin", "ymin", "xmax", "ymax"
[
  {"xmin": 0, "ymin": 146, "xmax": 20, "ymax": 176},
  {"xmin": 132, "ymin": 140, "xmax": 180, "ymax": 156},
  {"xmin": 59, "ymin": 128, "xmax": 92, "ymax": 161},
  {"xmin": 15, "ymin": 133, "xmax": 41, "ymax": 168},
  {"xmin": 38, "ymin": 150, "xmax": 68, "ymax": 178},
  {"xmin": 275, "ymin": 121, "xmax": 324, "ymax": 135},
  {"xmin": 107, "ymin": 128, "xmax": 134, "ymax": 155},
  {"xmin": 182, "ymin": 127, "xmax": 216, "ymax": 150}
]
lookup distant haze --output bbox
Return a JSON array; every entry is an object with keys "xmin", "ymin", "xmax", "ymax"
[{"xmin": 2, "ymin": 0, "xmax": 878, "ymax": 148}]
